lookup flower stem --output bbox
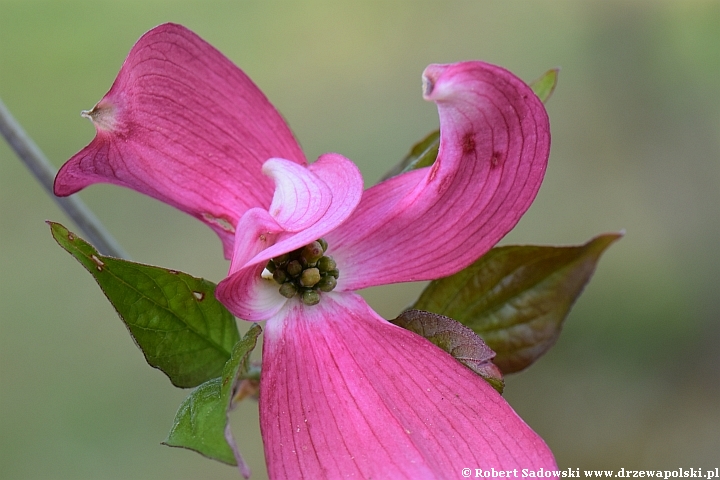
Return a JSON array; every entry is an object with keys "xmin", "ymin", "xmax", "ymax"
[{"xmin": 0, "ymin": 97, "xmax": 129, "ymax": 259}]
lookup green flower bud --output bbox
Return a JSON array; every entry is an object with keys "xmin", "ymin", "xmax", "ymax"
[
  {"xmin": 278, "ymin": 282, "xmax": 297, "ymax": 298},
  {"xmin": 299, "ymin": 267, "xmax": 321, "ymax": 287},
  {"xmin": 301, "ymin": 241, "xmax": 324, "ymax": 264},
  {"xmin": 302, "ymin": 289, "xmax": 321, "ymax": 306},
  {"xmin": 316, "ymin": 275, "xmax": 337, "ymax": 292},
  {"xmin": 286, "ymin": 260, "xmax": 303, "ymax": 277},
  {"xmin": 272, "ymin": 253, "xmax": 289, "ymax": 265},
  {"xmin": 318, "ymin": 238, "xmax": 328, "ymax": 253},
  {"xmin": 272, "ymin": 269, "xmax": 287, "ymax": 284},
  {"xmin": 328, "ymin": 268, "xmax": 340, "ymax": 279},
  {"xmin": 317, "ymin": 256, "xmax": 336, "ymax": 272}
]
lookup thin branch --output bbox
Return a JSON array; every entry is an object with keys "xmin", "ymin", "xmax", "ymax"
[{"xmin": 0, "ymin": 97, "xmax": 129, "ymax": 259}]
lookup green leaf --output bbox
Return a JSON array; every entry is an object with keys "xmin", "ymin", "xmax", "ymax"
[
  {"xmin": 529, "ymin": 68, "xmax": 560, "ymax": 103},
  {"xmin": 380, "ymin": 129, "xmax": 440, "ymax": 181},
  {"xmin": 163, "ymin": 324, "xmax": 261, "ymax": 477},
  {"xmin": 48, "ymin": 221, "xmax": 240, "ymax": 388},
  {"xmin": 381, "ymin": 68, "xmax": 559, "ymax": 181},
  {"xmin": 411, "ymin": 234, "xmax": 622, "ymax": 374},
  {"xmin": 392, "ymin": 309, "xmax": 504, "ymax": 394}
]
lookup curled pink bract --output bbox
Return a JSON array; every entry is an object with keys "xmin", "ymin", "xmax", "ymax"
[
  {"xmin": 54, "ymin": 23, "xmax": 306, "ymax": 258},
  {"xmin": 56, "ymin": 23, "xmax": 556, "ymax": 478}
]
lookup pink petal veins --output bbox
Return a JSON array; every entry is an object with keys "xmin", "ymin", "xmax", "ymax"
[
  {"xmin": 54, "ymin": 23, "xmax": 306, "ymax": 258},
  {"xmin": 328, "ymin": 61, "xmax": 550, "ymax": 290},
  {"xmin": 241, "ymin": 153, "xmax": 363, "ymax": 269},
  {"xmin": 263, "ymin": 158, "xmax": 333, "ymax": 233},
  {"xmin": 260, "ymin": 293, "xmax": 557, "ymax": 478},
  {"xmin": 216, "ymin": 263, "xmax": 286, "ymax": 321},
  {"xmin": 215, "ymin": 208, "xmax": 287, "ymax": 321},
  {"xmin": 216, "ymin": 154, "xmax": 363, "ymax": 320}
]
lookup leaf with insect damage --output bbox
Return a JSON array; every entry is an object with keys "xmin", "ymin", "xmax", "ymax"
[{"xmin": 49, "ymin": 221, "xmax": 240, "ymax": 387}]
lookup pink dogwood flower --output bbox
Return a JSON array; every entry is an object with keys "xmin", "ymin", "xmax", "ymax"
[{"xmin": 55, "ymin": 23, "xmax": 556, "ymax": 478}]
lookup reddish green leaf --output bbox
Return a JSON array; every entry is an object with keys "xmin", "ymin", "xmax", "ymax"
[
  {"xmin": 163, "ymin": 324, "xmax": 261, "ymax": 477},
  {"xmin": 412, "ymin": 234, "xmax": 622, "ymax": 373},
  {"xmin": 49, "ymin": 221, "xmax": 239, "ymax": 388},
  {"xmin": 392, "ymin": 309, "xmax": 504, "ymax": 393},
  {"xmin": 380, "ymin": 129, "xmax": 440, "ymax": 181}
]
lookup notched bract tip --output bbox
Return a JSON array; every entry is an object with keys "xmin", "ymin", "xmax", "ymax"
[
  {"xmin": 421, "ymin": 64, "xmax": 449, "ymax": 100},
  {"xmin": 81, "ymin": 102, "xmax": 116, "ymax": 132},
  {"xmin": 422, "ymin": 75, "xmax": 435, "ymax": 98}
]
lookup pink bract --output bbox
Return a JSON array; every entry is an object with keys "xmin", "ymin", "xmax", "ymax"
[{"xmin": 55, "ymin": 23, "xmax": 556, "ymax": 478}]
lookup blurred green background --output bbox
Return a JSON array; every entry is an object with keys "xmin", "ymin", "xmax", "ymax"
[{"xmin": 2, "ymin": 1, "xmax": 719, "ymax": 478}]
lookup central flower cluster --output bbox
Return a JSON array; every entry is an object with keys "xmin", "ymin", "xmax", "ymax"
[{"xmin": 265, "ymin": 239, "xmax": 339, "ymax": 306}]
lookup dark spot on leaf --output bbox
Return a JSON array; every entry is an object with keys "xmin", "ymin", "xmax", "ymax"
[
  {"xmin": 193, "ymin": 291, "xmax": 205, "ymax": 301},
  {"xmin": 462, "ymin": 132, "xmax": 476, "ymax": 154},
  {"xmin": 168, "ymin": 270, "xmax": 179, "ymax": 275},
  {"xmin": 67, "ymin": 233, "xmax": 75, "ymax": 241}
]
